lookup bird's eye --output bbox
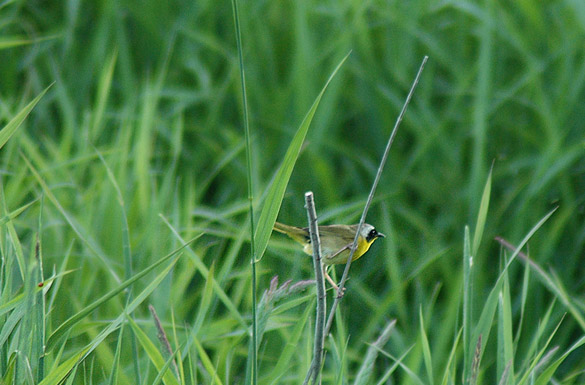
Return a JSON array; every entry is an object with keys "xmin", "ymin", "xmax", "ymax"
[{"xmin": 369, "ymin": 229, "xmax": 377, "ymax": 237}]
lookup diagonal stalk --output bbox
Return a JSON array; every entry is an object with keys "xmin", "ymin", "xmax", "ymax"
[{"xmin": 324, "ymin": 56, "xmax": 429, "ymax": 336}]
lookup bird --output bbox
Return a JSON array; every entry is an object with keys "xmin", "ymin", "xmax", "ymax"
[{"xmin": 273, "ymin": 221, "xmax": 385, "ymax": 289}]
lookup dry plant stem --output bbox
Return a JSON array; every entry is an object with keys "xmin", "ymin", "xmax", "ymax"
[
  {"xmin": 469, "ymin": 334, "xmax": 482, "ymax": 385},
  {"xmin": 303, "ymin": 191, "xmax": 326, "ymax": 385},
  {"xmin": 324, "ymin": 55, "xmax": 428, "ymax": 336},
  {"xmin": 494, "ymin": 237, "xmax": 543, "ymax": 274},
  {"xmin": 149, "ymin": 305, "xmax": 180, "ymax": 380}
]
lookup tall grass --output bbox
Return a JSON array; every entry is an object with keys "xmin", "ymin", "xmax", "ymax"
[{"xmin": 1, "ymin": 0, "xmax": 585, "ymax": 384}]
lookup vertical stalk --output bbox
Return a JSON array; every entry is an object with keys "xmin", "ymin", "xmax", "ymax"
[
  {"xmin": 303, "ymin": 192, "xmax": 326, "ymax": 385},
  {"xmin": 230, "ymin": 1, "xmax": 257, "ymax": 383}
]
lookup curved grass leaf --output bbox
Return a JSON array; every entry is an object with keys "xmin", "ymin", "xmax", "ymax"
[
  {"xmin": 472, "ymin": 168, "xmax": 492, "ymax": 256},
  {"xmin": 534, "ymin": 336, "xmax": 585, "ymax": 385},
  {"xmin": 0, "ymin": 198, "xmax": 38, "ymax": 227},
  {"xmin": 127, "ymin": 317, "xmax": 180, "ymax": 385},
  {"xmin": 354, "ymin": 319, "xmax": 397, "ymax": 385},
  {"xmin": 0, "ymin": 181, "xmax": 26, "ymax": 281},
  {"xmin": 0, "ymin": 271, "xmax": 73, "ymax": 317},
  {"xmin": 264, "ymin": 300, "xmax": 313, "ymax": 384},
  {"xmin": 470, "ymin": 207, "xmax": 558, "ymax": 379},
  {"xmin": 463, "ymin": 225, "xmax": 472, "ymax": 382},
  {"xmin": 253, "ymin": 52, "xmax": 351, "ymax": 262},
  {"xmin": 440, "ymin": 329, "xmax": 462, "ymax": 385},
  {"xmin": 193, "ymin": 334, "xmax": 224, "ymax": 385},
  {"xmin": 22, "ymin": 154, "xmax": 121, "ymax": 282},
  {"xmin": 40, "ymin": 257, "xmax": 179, "ymax": 384},
  {"xmin": 46, "ymin": 238, "xmax": 197, "ymax": 351},
  {"xmin": 0, "ymin": 84, "xmax": 52, "ymax": 149},
  {"xmin": 419, "ymin": 308, "xmax": 434, "ymax": 385},
  {"xmin": 161, "ymin": 215, "xmax": 247, "ymax": 328},
  {"xmin": 37, "ymin": 346, "xmax": 92, "ymax": 385}
]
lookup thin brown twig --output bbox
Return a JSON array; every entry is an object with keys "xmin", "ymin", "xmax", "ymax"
[
  {"xmin": 149, "ymin": 305, "xmax": 180, "ymax": 380},
  {"xmin": 494, "ymin": 236, "xmax": 545, "ymax": 276}
]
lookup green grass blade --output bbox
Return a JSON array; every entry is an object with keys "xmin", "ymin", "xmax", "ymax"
[
  {"xmin": 462, "ymin": 225, "xmax": 473, "ymax": 383},
  {"xmin": 517, "ymin": 301, "xmax": 557, "ymax": 384},
  {"xmin": 191, "ymin": 262, "xmax": 216, "ymax": 336},
  {"xmin": 0, "ymin": 198, "xmax": 38, "ymax": 227},
  {"xmin": 229, "ymin": 0, "xmax": 257, "ymax": 382},
  {"xmin": 0, "ymin": 181, "xmax": 26, "ymax": 281},
  {"xmin": 107, "ymin": 326, "xmax": 124, "ymax": 385},
  {"xmin": 161, "ymin": 215, "xmax": 247, "ymax": 328},
  {"xmin": 469, "ymin": 0, "xmax": 493, "ymax": 205},
  {"xmin": 431, "ymin": 162, "xmax": 491, "ymax": 373},
  {"xmin": 354, "ymin": 319, "xmax": 396, "ymax": 385},
  {"xmin": 37, "ymin": 346, "xmax": 92, "ymax": 385},
  {"xmin": 127, "ymin": 316, "xmax": 180, "ymax": 385},
  {"xmin": 22, "ymin": 154, "xmax": 120, "ymax": 282},
  {"xmin": 90, "ymin": 50, "xmax": 117, "ymax": 139},
  {"xmin": 46, "ymin": 238, "xmax": 196, "ymax": 351},
  {"xmin": 497, "ymin": 270, "xmax": 514, "ymax": 385},
  {"xmin": 419, "ymin": 307, "xmax": 434, "ymax": 385},
  {"xmin": 472, "ymin": 168, "xmax": 492, "ymax": 256},
  {"xmin": 534, "ymin": 336, "xmax": 585, "ymax": 385},
  {"xmin": 192, "ymin": 334, "xmax": 223, "ymax": 385},
  {"xmin": 0, "ymin": 36, "xmax": 33, "ymax": 49},
  {"xmin": 517, "ymin": 310, "xmax": 563, "ymax": 385},
  {"xmin": 253, "ymin": 51, "xmax": 351, "ymax": 262},
  {"xmin": 94, "ymin": 146, "xmax": 140, "ymax": 381},
  {"xmin": 0, "ymin": 34, "xmax": 57, "ymax": 50},
  {"xmin": 0, "ymin": 271, "xmax": 73, "ymax": 317},
  {"xmin": 497, "ymin": 207, "xmax": 557, "ymax": 275},
  {"xmin": 375, "ymin": 344, "xmax": 425, "ymax": 385},
  {"xmin": 470, "ymin": 207, "xmax": 558, "ymax": 380},
  {"xmin": 264, "ymin": 301, "xmax": 313, "ymax": 384},
  {"xmin": 169, "ymin": 311, "xmax": 185, "ymax": 385},
  {"xmin": 440, "ymin": 329, "xmax": 462, "ymax": 385},
  {"xmin": 498, "ymin": 243, "xmax": 585, "ymax": 331},
  {"xmin": 514, "ymin": 254, "xmax": 531, "ymax": 347},
  {"xmin": 34, "ymin": 199, "xmax": 47, "ymax": 382},
  {"xmin": 375, "ymin": 347, "xmax": 415, "ymax": 385},
  {"xmin": 94, "ymin": 144, "xmax": 131, "ymax": 280},
  {"xmin": 0, "ymin": 301, "xmax": 26, "ymax": 347},
  {"xmin": 41, "ymin": 258, "xmax": 179, "ymax": 384},
  {"xmin": 547, "ymin": 270, "xmax": 585, "ymax": 329},
  {"xmin": 467, "ymin": 290, "xmax": 501, "ymax": 369},
  {"xmin": 1, "ymin": 353, "xmax": 16, "ymax": 384},
  {"xmin": 0, "ymin": 84, "xmax": 52, "ymax": 149}
]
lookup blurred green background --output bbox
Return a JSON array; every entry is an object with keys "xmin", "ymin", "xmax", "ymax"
[{"xmin": 2, "ymin": 0, "xmax": 585, "ymax": 383}]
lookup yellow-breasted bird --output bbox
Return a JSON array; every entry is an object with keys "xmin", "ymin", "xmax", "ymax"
[
  {"xmin": 275, "ymin": 221, "xmax": 384, "ymax": 264},
  {"xmin": 273, "ymin": 221, "xmax": 385, "ymax": 264},
  {"xmin": 273, "ymin": 221, "xmax": 385, "ymax": 288}
]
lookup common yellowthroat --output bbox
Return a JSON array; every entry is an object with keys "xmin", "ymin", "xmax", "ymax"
[{"xmin": 273, "ymin": 221, "xmax": 385, "ymax": 265}]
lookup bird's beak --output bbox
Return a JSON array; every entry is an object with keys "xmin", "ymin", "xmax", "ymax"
[{"xmin": 378, "ymin": 232, "xmax": 386, "ymax": 238}]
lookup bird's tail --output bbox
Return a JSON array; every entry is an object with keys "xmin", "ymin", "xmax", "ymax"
[{"xmin": 273, "ymin": 222, "xmax": 309, "ymax": 244}]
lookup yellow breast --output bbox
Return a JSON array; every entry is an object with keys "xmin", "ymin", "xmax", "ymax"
[{"xmin": 303, "ymin": 236, "xmax": 373, "ymax": 265}]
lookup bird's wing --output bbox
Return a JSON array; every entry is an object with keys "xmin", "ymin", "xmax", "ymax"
[{"xmin": 317, "ymin": 225, "xmax": 358, "ymax": 243}]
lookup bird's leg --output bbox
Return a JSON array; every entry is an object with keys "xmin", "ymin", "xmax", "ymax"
[
  {"xmin": 321, "ymin": 243, "xmax": 356, "ymax": 297},
  {"xmin": 323, "ymin": 265, "xmax": 346, "ymax": 296},
  {"xmin": 324, "ymin": 267, "xmax": 338, "ymax": 289}
]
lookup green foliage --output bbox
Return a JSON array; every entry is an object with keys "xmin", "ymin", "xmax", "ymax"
[
  {"xmin": 1, "ymin": 0, "xmax": 585, "ymax": 384},
  {"xmin": 254, "ymin": 53, "xmax": 350, "ymax": 263}
]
